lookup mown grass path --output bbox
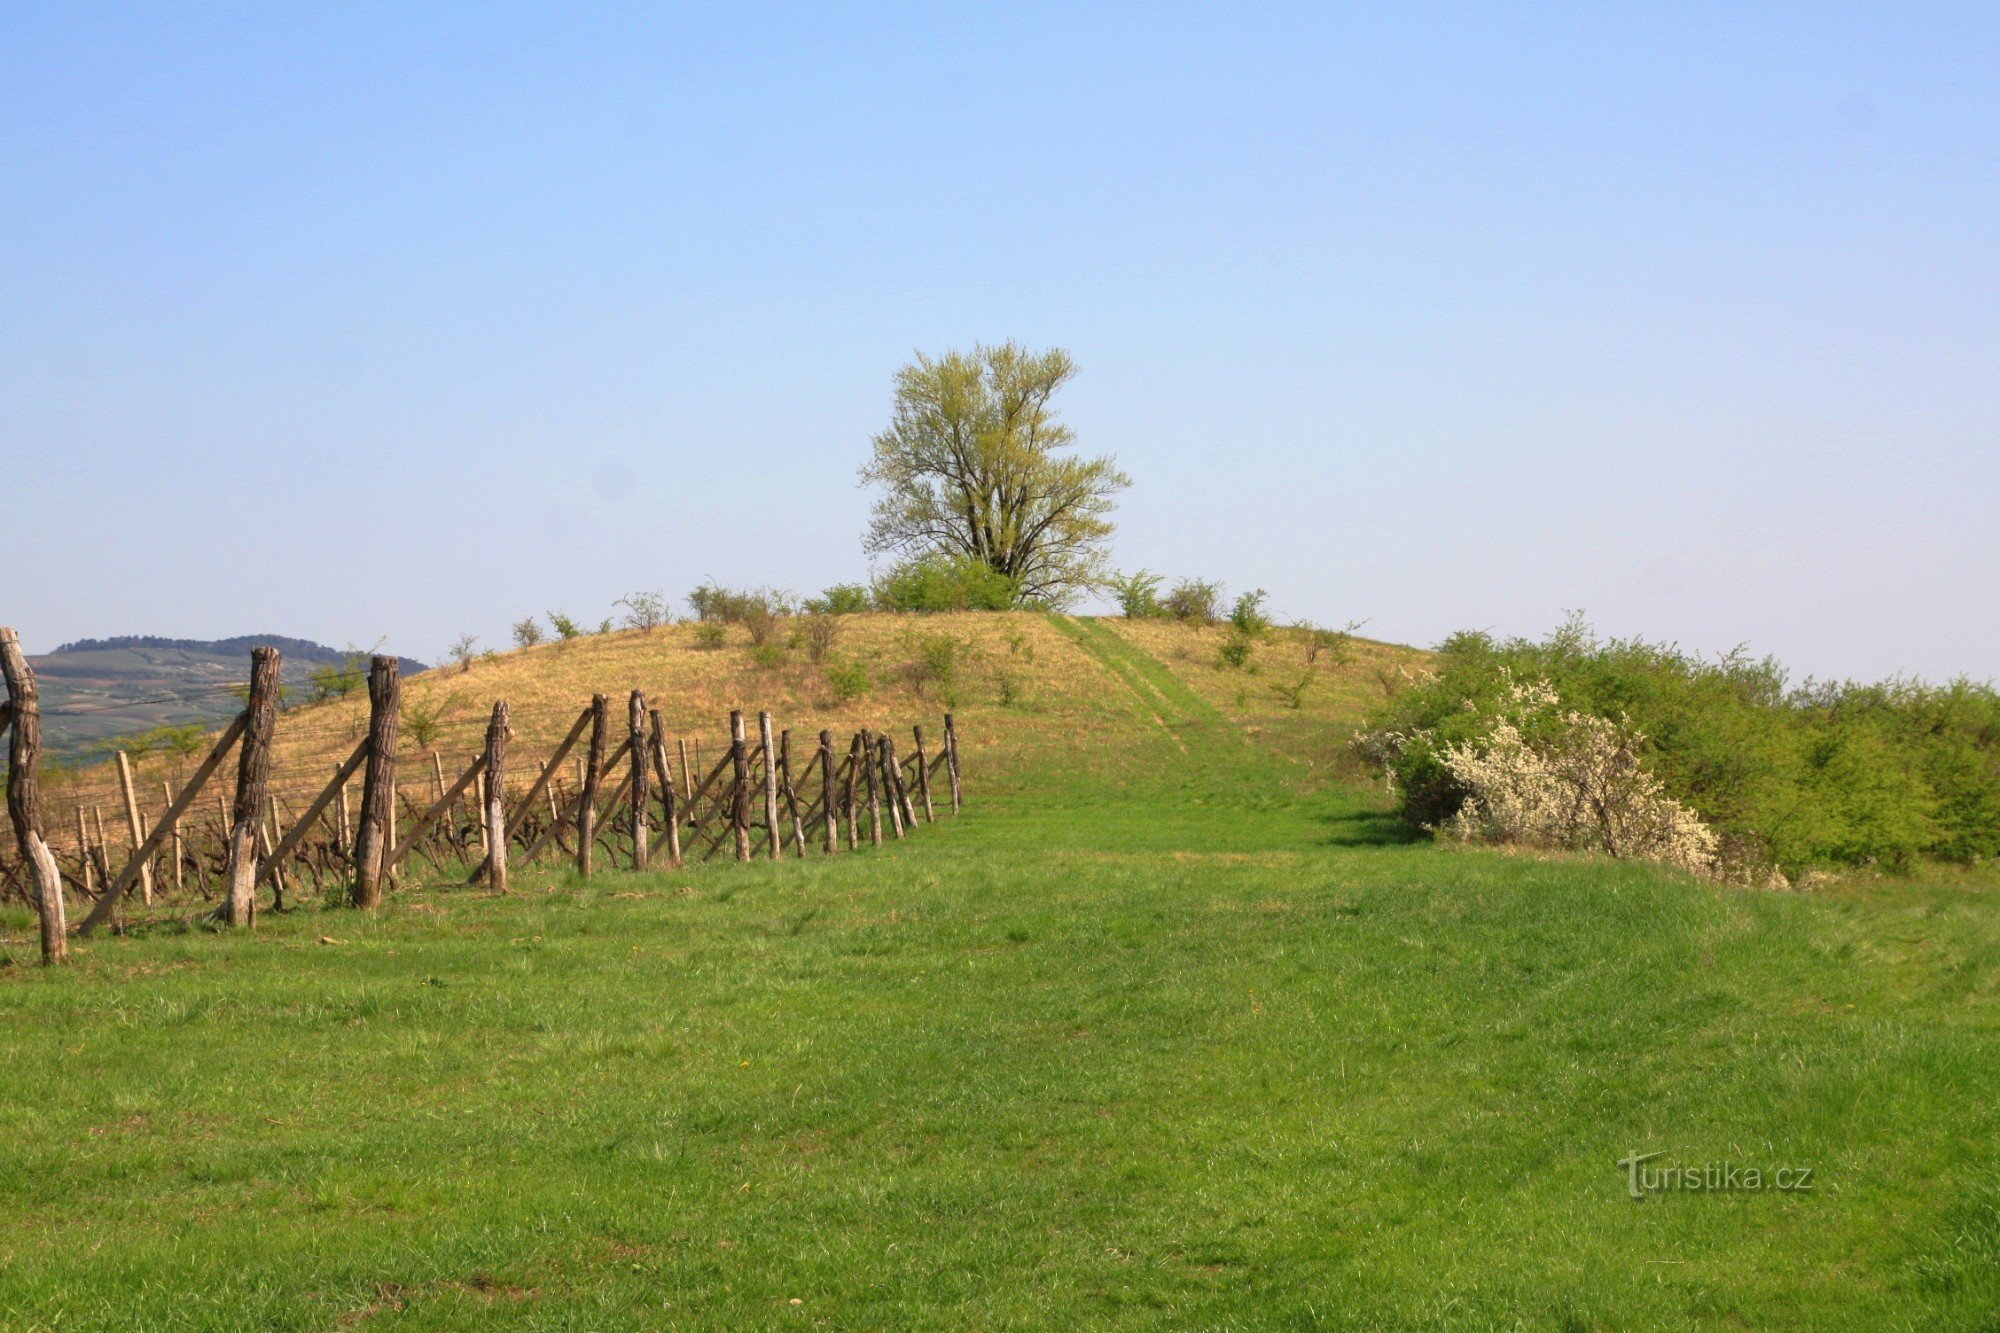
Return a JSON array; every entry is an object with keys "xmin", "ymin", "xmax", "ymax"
[{"xmin": 1, "ymin": 629, "xmax": 1997, "ymax": 1329}]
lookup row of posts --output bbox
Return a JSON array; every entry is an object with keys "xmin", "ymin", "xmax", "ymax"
[{"xmin": 2, "ymin": 636, "xmax": 962, "ymax": 966}]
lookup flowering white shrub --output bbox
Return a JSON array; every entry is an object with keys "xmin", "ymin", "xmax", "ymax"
[{"xmin": 1410, "ymin": 676, "xmax": 1720, "ymax": 877}]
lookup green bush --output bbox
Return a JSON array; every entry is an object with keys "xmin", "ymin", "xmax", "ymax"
[
  {"xmin": 1106, "ymin": 570, "xmax": 1165, "ymax": 618},
  {"xmin": 824, "ymin": 657, "xmax": 871, "ymax": 703},
  {"xmin": 1218, "ymin": 633, "xmax": 1255, "ymax": 670},
  {"xmin": 907, "ymin": 630, "xmax": 976, "ymax": 698},
  {"xmin": 805, "ymin": 584, "xmax": 871, "ymax": 615},
  {"xmin": 1358, "ymin": 616, "xmax": 2000, "ymax": 876},
  {"xmin": 1229, "ymin": 589, "xmax": 1271, "ymax": 639},
  {"xmin": 692, "ymin": 623, "xmax": 728, "ymax": 650},
  {"xmin": 1162, "ymin": 578, "xmax": 1223, "ymax": 625},
  {"xmin": 750, "ymin": 642, "xmax": 786, "ymax": 670},
  {"xmin": 872, "ymin": 554, "xmax": 1018, "ymax": 612}
]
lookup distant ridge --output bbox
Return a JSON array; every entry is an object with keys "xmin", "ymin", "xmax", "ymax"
[{"xmin": 51, "ymin": 634, "xmax": 429, "ymax": 672}]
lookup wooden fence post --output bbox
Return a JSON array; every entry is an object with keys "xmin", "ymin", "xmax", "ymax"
[
  {"xmin": 759, "ymin": 712, "xmax": 781, "ymax": 860},
  {"xmin": 628, "ymin": 691, "xmax": 650, "ymax": 872},
  {"xmin": 161, "ymin": 782, "xmax": 184, "ymax": 893},
  {"xmin": 76, "ymin": 805, "xmax": 96, "ymax": 899},
  {"xmin": 222, "ymin": 646, "xmax": 281, "ymax": 927},
  {"xmin": 113, "ymin": 752, "xmax": 156, "ymax": 906},
  {"xmin": 483, "ymin": 701, "xmax": 509, "ymax": 892},
  {"xmin": 651, "ymin": 709, "xmax": 681, "ymax": 868},
  {"xmin": 0, "ymin": 628, "xmax": 67, "ymax": 963},
  {"xmin": 578, "ymin": 694, "xmax": 608, "ymax": 877},
  {"xmin": 912, "ymin": 725, "xmax": 936, "ymax": 824},
  {"xmin": 861, "ymin": 729, "xmax": 883, "ymax": 846},
  {"xmin": 818, "ymin": 730, "xmax": 838, "ymax": 855},
  {"xmin": 335, "ymin": 767, "xmax": 353, "ymax": 857},
  {"xmin": 878, "ymin": 733, "xmax": 906, "ymax": 839},
  {"xmin": 944, "ymin": 712, "xmax": 962, "ymax": 814},
  {"xmin": 351, "ymin": 655, "xmax": 401, "ymax": 909},
  {"xmin": 730, "ymin": 710, "xmax": 752, "ymax": 862},
  {"xmin": 779, "ymin": 728, "xmax": 806, "ymax": 857}
]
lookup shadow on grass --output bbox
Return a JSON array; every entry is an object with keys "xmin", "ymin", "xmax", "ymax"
[{"xmin": 1318, "ymin": 807, "xmax": 1426, "ymax": 847}]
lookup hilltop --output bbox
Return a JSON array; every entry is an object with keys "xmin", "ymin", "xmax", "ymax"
[{"xmin": 31, "ymin": 636, "xmax": 427, "ymax": 761}]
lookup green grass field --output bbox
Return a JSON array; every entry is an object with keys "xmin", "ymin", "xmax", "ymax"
[{"xmin": 3, "ymin": 618, "xmax": 1998, "ymax": 1328}]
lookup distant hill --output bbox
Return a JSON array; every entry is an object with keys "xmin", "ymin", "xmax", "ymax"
[{"xmin": 31, "ymin": 636, "xmax": 427, "ymax": 762}]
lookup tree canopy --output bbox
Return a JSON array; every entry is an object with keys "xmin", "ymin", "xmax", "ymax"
[{"xmin": 860, "ymin": 343, "xmax": 1128, "ymax": 607}]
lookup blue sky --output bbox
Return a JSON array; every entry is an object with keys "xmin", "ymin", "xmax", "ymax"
[{"xmin": 5, "ymin": 4, "xmax": 1995, "ymax": 681}]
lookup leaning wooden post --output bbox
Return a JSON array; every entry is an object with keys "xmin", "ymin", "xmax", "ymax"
[
  {"xmin": 758, "ymin": 711, "xmax": 782, "ymax": 860},
  {"xmin": 335, "ymin": 766, "xmax": 353, "ymax": 858},
  {"xmin": 818, "ymin": 730, "xmax": 838, "ymax": 856},
  {"xmin": 878, "ymin": 733, "xmax": 906, "ymax": 839},
  {"xmin": 0, "ymin": 628, "xmax": 68, "ymax": 963},
  {"xmin": 113, "ymin": 752, "xmax": 155, "ymax": 906},
  {"xmin": 482, "ymin": 700, "xmax": 509, "ymax": 892},
  {"xmin": 779, "ymin": 729, "xmax": 807, "ymax": 857},
  {"xmin": 76, "ymin": 805, "xmax": 97, "ymax": 899},
  {"xmin": 222, "ymin": 646, "xmax": 281, "ymax": 927},
  {"xmin": 350, "ymin": 655, "xmax": 402, "ymax": 909},
  {"xmin": 729, "ymin": 710, "xmax": 752, "ymax": 862},
  {"xmin": 578, "ymin": 694, "xmax": 609, "ymax": 877},
  {"xmin": 944, "ymin": 712, "xmax": 962, "ymax": 814},
  {"xmin": 161, "ymin": 782, "xmax": 185, "ymax": 893},
  {"xmin": 628, "ymin": 691, "xmax": 650, "ymax": 872},
  {"xmin": 843, "ymin": 732, "xmax": 863, "ymax": 849},
  {"xmin": 861, "ymin": 729, "xmax": 883, "ymax": 846},
  {"xmin": 912, "ymin": 725, "xmax": 936, "ymax": 824},
  {"xmin": 651, "ymin": 709, "xmax": 681, "ymax": 868}
]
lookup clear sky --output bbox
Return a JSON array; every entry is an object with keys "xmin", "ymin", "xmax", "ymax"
[{"xmin": 5, "ymin": 4, "xmax": 1995, "ymax": 682}]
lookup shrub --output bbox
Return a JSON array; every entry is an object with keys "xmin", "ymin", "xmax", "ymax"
[
  {"xmin": 750, "ymin": 642, "xmax": 786, "ymax": 670},
  {"xmin": 1274, "ymin": 670, "xmax": 1313, "ymax": 709},
  {"xmin": 1356, "ymin": 615, "xmax": 2000, "ymax": 878},
  {"xmin": 1230, "ymin": 589, "xmax": 1271, "ymax": 639},
  {"xmin": 1106, "ymin": 570, "xmax": 1165, "ymax": 619},
  {"xmin": 596, "ymin": 618, "xmax": 614, "ymax": 636},
  {"xmin": 740, "ymin": 602, "xmax": 782, "ymax": 648},
  {"xmin": 547, "ymin": 611, "xmax": 584, "ymax": 644},
  {"xmin": 1218, "ymin": 633, "xmax": 1255, "ymax": 670},
  {"xmin": 797, "ymin": 613, "xmax": 841, "ymax": 663},
  {"xmin": 402, "ymin": 692, "xmax": 460, "ymax": 751},
  {"xmin": 306, "ymin": 659, "xmax": 365, "ymax": 702},
  {"xmin": 824, "ymin": 657, "xmax": 871, "ymax": 703},
  {"xmin": 1163, "ymin": 578, "xmax": 1223, "ymax": 625},
  {"xmin": 688, "ymin": 582, "xmax": 794, "ymax": 624},
  {"xmin": 447, "ymin": 634, "xmax": 479, "ymax": 672},
  {"xmin": 617, "ymin": 590, "xmax": 671, "ymax": 631},
  {"xmin": 872, "ymin": 553, "xmax": 1018, "ymax": 612},
  {"xmin": 1299, "ymin": 619, "xmax": 1363, "ymax": 667},
  {"xmin": 907, "ymin": 630, "xmax": 976, "ymax": 699},
  {"xmin": 805, "ymin": 584, "xmax": 871, "ymax": 615},
  {"xmin": 1432, "ymin": 678, "xmax": 1720, "ymax": 878},
  {"xmin": 693, "ymin": 623, "xmax": 728, "ymax": 650},
  {"xmin": 512, "ymin": 617, "xmax": 544, "ymax": 649}
]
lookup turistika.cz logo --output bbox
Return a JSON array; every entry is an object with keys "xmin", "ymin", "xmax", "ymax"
[{"xmin": 1617, "ymin": 1150, "xmax": 1815, "ymax": 1200}]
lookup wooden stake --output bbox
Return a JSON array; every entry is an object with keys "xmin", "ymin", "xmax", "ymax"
[
  {"xmin": 0, "ymin": 628, "xmax": 67, "ymax": 963},
  {"xmin": 842, "ymin": 734, "xmax": 861, "ymax": 849},
  {"xmin": 861, "ymin": 730, "xmax": 882, "ymax": 846},
  {"xmin": 482, "ymin": 701, "xmax": 509, "ymax": 891},
  {"xmin": 912, "ymin": 725, "xmax": 936, "ymax": 823},
  {"xmin": 263, "ymin": 794, "xmax": 287, "ymax": 910},
  {"xmin": 730, "ymin": 710, "xmax": 751, "ymax": 862},
  {"xmin": 114, "ymin": 751, "xmax": 155, "ymax": 906},
  {"xmin": 759, "ymin": 712, "xmax": 781, "ymax": 860},
  {"xmin": 578, "ymin": 695, "xmax": 608, "ymax": 877},
  {"xmin": 223, "ymin": 646, "xmax": 282, "ymax": 927},
  {"xmin": 351, "ymin": 655, "xmax": 402, "ymax": 909},
  {"xmin": 336, "ymin": 767, "xmax": 353, "ymax": 858},
  {"xmin": 260, "ymin": 738, "xmax": 368, "ymax": 888},
  {"xmin": 161, "ymin": 782, "xmax": 185, "ymax": 892},
  {"xmin": 628, "ymin": 691, "xmax": 650, "ymax": 872},
  {"xmin": 76, "ymin": 805, "xmax": 96, "ymax": 898},
  {"xmin": 818, "ymin": 731, "xmax": 837, "ymax": 855},
  {"xmin": 780, "ymin": 729, "xmax": 806, "ymax": 857},
  {"xmin": 944, "ymin": 712, "xmax": 962, "ymax": 814},
  {"xmin": 878, "ymin": 734, "xmax": 906, "ymax": 839},
  {"xmin": 677, "ymin": 737, "xmax": 693, "ymax": 801},
  {"xmin": 651, "ymin": 709, "xmax": 681, "ymax": 868}
]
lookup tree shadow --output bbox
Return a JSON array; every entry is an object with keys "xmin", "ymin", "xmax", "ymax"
[{"xmin": 1318, "ymin": 807, "xmax": 1425, "ymax": 847}]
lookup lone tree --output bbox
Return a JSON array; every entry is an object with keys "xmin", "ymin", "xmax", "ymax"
[{"xmin": 860, "ymin": 342, "xmax": 1129, "ymax": 606}]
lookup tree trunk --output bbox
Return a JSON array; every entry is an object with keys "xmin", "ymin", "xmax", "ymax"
[{"xmin": 0, "ymin": 628, "xmax": 68, "ymax": 963}]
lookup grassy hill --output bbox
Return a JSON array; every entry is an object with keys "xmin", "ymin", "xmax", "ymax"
[
  {"xmin": 30, "ymin": 636, "xmax": 427, "ymax": 763},
  {"xmin": 3, "ymin": 614, "xmax": 1997, "ymax": 1327}
]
